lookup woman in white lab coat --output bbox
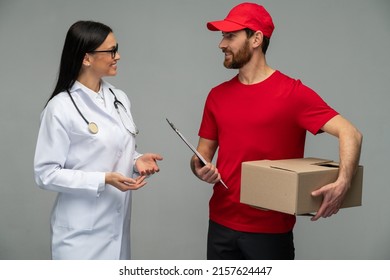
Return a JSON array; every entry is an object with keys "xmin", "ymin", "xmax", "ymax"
[{"xmin": 34, "ymin": 21, "xmax": 162, "ymax": 259}]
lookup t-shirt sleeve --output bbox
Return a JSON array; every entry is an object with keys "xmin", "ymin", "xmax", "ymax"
[
  {"xmin": 293, "ymin": 81, "xmax": 339, "ymax": 135},
  {"xmin": 199, "ymin": 92, "xmax": 218, "ymax": 140}
]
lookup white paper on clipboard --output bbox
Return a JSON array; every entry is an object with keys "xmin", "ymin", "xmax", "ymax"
[{"xmin": 166, "ymin": 118, "xmax": 228, "ymax": 189}]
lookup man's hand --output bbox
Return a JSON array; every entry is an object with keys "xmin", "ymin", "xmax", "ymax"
[
  {"xmin": 310, "ymin": 179, "xmax": 349, "ymax": 221},
  {"xmin": 192, "ymin": 156, "xmax": 221, "ymax": 184}
]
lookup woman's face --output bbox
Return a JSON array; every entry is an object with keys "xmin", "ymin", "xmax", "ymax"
[{"xmin": 86, "ymin": 32, "xmax": 120, "ymax": 78}]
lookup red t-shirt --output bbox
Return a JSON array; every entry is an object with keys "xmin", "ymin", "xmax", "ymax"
[{"xmin": 199, "ymin": 70, "xmax": 339, "ymax": 233}]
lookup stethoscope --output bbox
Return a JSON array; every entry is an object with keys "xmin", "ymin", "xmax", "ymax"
[{"xmin": 67, "ymin": 88, "xmax": 139, "ymax": 136}]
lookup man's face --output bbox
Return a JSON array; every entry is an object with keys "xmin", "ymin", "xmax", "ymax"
[{"xmin": 219, "ymin": 30, "xmax": 253, "ymax": 69}]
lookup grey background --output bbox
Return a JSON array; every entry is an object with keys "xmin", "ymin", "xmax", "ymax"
[{"xmin": 0, "ymin": 0, "xmax": 389, "ymax": 260}]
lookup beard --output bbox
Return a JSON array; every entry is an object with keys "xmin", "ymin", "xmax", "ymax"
[{"xmin": 223, "ymin": 39, "xmax": 253, "ymax": 69}]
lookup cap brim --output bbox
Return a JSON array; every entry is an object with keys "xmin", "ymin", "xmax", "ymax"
[{"xmin": 207, "ymin": 20, "xmax": 246, "ymax": 32}]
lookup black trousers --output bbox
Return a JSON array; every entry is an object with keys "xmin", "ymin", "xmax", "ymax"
[{"xmin": 207, "ymin": 220, "xmax": 295, "ymax": 260}]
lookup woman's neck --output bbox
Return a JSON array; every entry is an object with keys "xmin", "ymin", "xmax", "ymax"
[{"xmin": 77, "ymin": 72, "xmax": 101, "ymax": 93}]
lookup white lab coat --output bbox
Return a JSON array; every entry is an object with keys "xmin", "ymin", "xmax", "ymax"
[{"xmin": 34, "ymin": 80, "xmax": 140, "ymax": 260}]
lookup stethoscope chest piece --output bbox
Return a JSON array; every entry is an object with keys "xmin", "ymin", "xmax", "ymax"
[
  {"xmin": 88, "ymin": 122, "xmax": 99, "ymax": 134},
  {"xmin": 68, "ymin": 87, "xmax": 137, "ymax": 136}
]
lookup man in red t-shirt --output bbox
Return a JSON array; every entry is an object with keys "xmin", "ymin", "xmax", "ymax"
[{"xmin": 190, "ymin": 2, "xmax": 362, "ymax": 260}]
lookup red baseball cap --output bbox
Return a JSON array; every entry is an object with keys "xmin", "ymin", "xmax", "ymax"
[{"xmin": 207, "ymin": 2, "xmax": 274, "ymax": 38}]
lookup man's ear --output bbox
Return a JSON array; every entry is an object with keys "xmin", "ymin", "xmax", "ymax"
[{"xmin": 252, "ymin": 31, "xmax": 264, "ymax": 48}]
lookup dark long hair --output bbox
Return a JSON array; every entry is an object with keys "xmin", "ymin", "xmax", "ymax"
[{"xmin": 47, "ymin": 21, "xmax": 112, "ymax": 104}]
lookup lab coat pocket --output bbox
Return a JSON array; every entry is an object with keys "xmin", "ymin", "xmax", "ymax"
[
  {"xmin": 67, "ymin": 130, "xmax": 100, "ymax": 164},
  {"xmin": 53, "ymin": 193, "xmax": 97, "ymax": 231},
  {"xmin": 68, "ymin": 128, "xmax": 98, "ymax": 145}
]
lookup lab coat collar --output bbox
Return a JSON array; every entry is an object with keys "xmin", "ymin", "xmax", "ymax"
[
  {"xmin": 70, "ymin": 80, "xmax": 116, "ymax": 97},
  {"xmin": 68, "ymin": 80, "xmax": 118, "ymax": 122}
]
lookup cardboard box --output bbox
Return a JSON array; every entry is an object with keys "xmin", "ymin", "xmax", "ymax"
[{"xmin": 240, "ymin": 158, "xmax": 363, "ymax": 215}]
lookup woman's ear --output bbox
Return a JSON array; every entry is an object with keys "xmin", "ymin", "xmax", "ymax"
[{"xmin": 82, "ymin": 54, "xmax": 91, "ymax": 67}]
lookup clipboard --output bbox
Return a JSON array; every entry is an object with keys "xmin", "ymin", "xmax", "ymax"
[{"xmin": 166, "ymin": 118, "xmax": 228, "ymax": 189}]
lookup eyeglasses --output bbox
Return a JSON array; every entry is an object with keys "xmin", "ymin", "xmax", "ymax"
[{"xmin": 88, "ymin": 43, "xmax": 118, "ymax": 59}]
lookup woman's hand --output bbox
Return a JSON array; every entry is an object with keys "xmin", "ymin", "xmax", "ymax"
[
  {"xmin": 135, "ymin": 153, "xmax": 163, "ymax": 176},
  {"xmin": 105, "ymin": 172, "xmax": 147, "ymax": 191}
]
